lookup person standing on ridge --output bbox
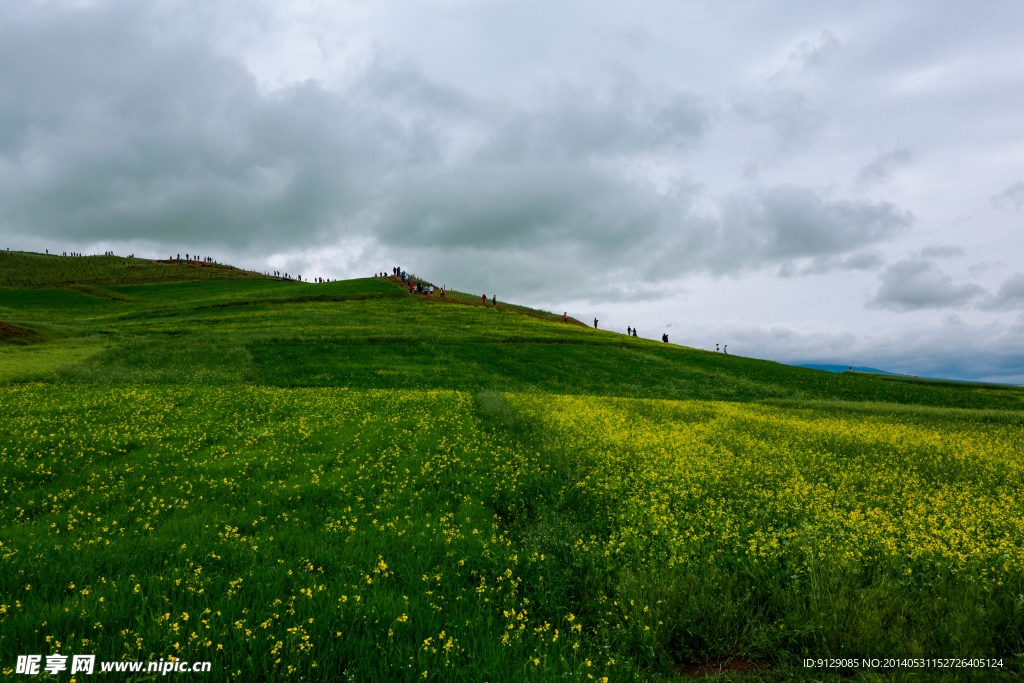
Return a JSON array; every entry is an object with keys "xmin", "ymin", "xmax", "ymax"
[
  {"xmin": 482, "ymin": 294, "xmax": 486, "ymax": 305},
  {"xmin": 594, "ymin": 318, "xmax": 598, "ymax": 329},
  {"xmin": 492, "ymin": 295, "xmax": 496, "ymax": 307},
  {"xmin": 563, "ymin": 312, "xmax": 568, "ymax": 322},
  {"xmin": 627, "ymin": 326, "xmax": 631, "ymax": 336}
]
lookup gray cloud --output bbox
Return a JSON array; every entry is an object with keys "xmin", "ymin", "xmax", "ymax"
[
  {"xmin": 982, "ymin": 274, "xmax": 1024, "ymax": 311},
  {"xmin": 377, "ymin": 163, "xmax": 666, "ymax": 251},
  {"xmin": 856, "ymin": 148, "xmax": 913, "ymax": 188},
  {"xmin": 733, "ymin": 90, "xmax": 825, "ymax": 155},
  {"xmin": 395, "ymin": 180, "xmax": 909, "ymax": 300},
  {"xmin": 919, "ymin": 245, "xmax": 965, "ymax": 259},
  {"xmin": 0, "ymin": 3, "xmax": 419, "ymax": 251},
  {"xmin": 710, "ymin": 186, "xmax": 909, "ymax": 270},
  {"xmin": 870, "ymin": 259, "xmax": 984, "ymax": 310},
  {"xmin": 732, "ymin": 30, "xmax": 843, "ymax": 158},
  {"xmin": 991, "ymin": 181, "xmax": 1024, "ymax": 211},
  {"xmin": 788, "ymin": 30, "xmax": 842, "ymax": 72},
  {"xmin": 434, "ymin": 71, "xmax": 713, "ymax": 173},
  {"xmin": 791, "ymin": 250, "xmax": 885, "ymax": 276},
  {"xmin": 387, "ymin": 178, "xmax": 909, "ymax": 303}
]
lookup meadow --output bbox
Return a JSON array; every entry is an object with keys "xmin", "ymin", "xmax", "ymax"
[
  {"xmin": 1, "ymin": 252, "xmax": 1023, "ymax": 681},
  {"xmin": 0, "ymin": 251, "xmax": 266, "ymax": 289}
]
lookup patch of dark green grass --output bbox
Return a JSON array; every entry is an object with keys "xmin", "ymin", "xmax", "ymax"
[
  {"xmin": 46, "ymin": 338, "xmax": 256, "ymax": 384},
  {"xmin": 247, "ymin": 340, "xmax": 1024, "ymax": 410}
]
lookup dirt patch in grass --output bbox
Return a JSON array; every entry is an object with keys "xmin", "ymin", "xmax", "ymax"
[
  {"xmin": 0, "ymin": 321, "xmax": 31, "ymax": 338},
  {"xmin": 677, "ymin": 658, "xmax": 769, "ymax": 678},
  {"xmin": 67, "ymin": 285, "xmax": 135, "ymax": 302}
]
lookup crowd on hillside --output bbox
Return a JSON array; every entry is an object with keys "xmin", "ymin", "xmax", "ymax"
[
  {"xmin": 172, "ymin": 253, "xmax": 218, "ymax": 264},
  {"xmin": 26, "ymin": 247, "xmax": 736, "ymax": 352},
  {"xmin": 33, "ymin": 245, "xmax": 353, "ymax": 283},
  {"xmin": 383, "ymin": 266, "xmax": 446, "ymax": 298},
  {"xmin": 380, "ymin": 266, "xmax": 703, "ymax": 347},
  {"xmin": 52, "ymin": 249, "xmax": 136, "ymax": 258}
]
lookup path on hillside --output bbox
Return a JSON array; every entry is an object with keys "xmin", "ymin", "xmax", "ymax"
[{"xmin": 383, "ymin": 275, "xmax": 592, "ymax": 328}]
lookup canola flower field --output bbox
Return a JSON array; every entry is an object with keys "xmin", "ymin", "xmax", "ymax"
[
  {"xmin": 507, "ymin": 393, "xmax": 1024, "ymax": 579},
  {"xmin": 1, "ymin": 383, "xmax": 1022, "ymax": 681}
]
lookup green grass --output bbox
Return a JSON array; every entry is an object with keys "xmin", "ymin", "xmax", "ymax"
[
  {"xmin": 4, "ymin": 272, "xmax": 1021, "ymax": 411},
  {"xmin": 1, "ymin": 252, "xmax": 1022, "ymax": 681},
  {"xmin": 0, "ymin": 339, "xmax": 107, "ymax": 382},
  {"xmin": 0, "ymin": 250, "xmax": 268, "ymax": 288}
]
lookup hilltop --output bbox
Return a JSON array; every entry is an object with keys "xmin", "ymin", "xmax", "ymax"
[{"xmin": 0, "ymin": 249, "xmax": 267, "ymax": 288}]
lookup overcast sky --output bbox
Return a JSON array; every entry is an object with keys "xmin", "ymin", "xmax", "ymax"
[{"xmin": 2, "ymin": 0, "xmax": 1022, "ymax": 382}]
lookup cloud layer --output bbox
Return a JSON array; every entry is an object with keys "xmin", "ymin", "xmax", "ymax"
[{"xmin": 0, "ymin": 1, "xmax": 913, "ymax": 297}]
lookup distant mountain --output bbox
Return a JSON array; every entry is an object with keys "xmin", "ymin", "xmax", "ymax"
[{"xmin": 797, "ymin": 364, "xmax": 898, "ymax": 375}]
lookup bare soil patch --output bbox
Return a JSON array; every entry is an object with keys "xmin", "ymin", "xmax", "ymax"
[
  {"xmin": 677, "ymin": 658, "xmax": 769, "ymax": 678},
  {"xmin": 0, "ymin": 321, "xmax": 31, "ymax": 338}
]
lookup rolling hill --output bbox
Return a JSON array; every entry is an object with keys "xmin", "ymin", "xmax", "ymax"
[{"xmin": 1, "ymin": 250, "xmax": 1022, "ymax": 681}]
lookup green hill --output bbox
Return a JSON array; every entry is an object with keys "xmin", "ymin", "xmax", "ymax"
[
  {"xmin": 0, "ymin": 249, "xmax": 267, "ymax": 288},
  {"xmin": 1, "ymin": 251, "xmax": 1022, "ymax": 681},
  {"xmin": 2, "ymin": 251, "xmax": 1020, "ymax": 411}
]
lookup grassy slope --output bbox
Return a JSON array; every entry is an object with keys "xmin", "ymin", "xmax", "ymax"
[
  {"xmin": 2, "ymin": 254, "xmax": 1023, "ymax": 681},
  {"xmin": 2, "ymin": 257, "xmax": 1021, "ymax": 410},
  {"xmin": 0, "ymin": 250, "xmax": 267, "ymax": 288}
]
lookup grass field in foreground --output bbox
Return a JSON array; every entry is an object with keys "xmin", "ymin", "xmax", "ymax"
[
  {"xmin": 2, "ymin": 385, "xmax": 1022, "ymax": 682},
  {"xmin": 1, "ymin": 254, "xmax": 1023, "ymax": 681}
]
